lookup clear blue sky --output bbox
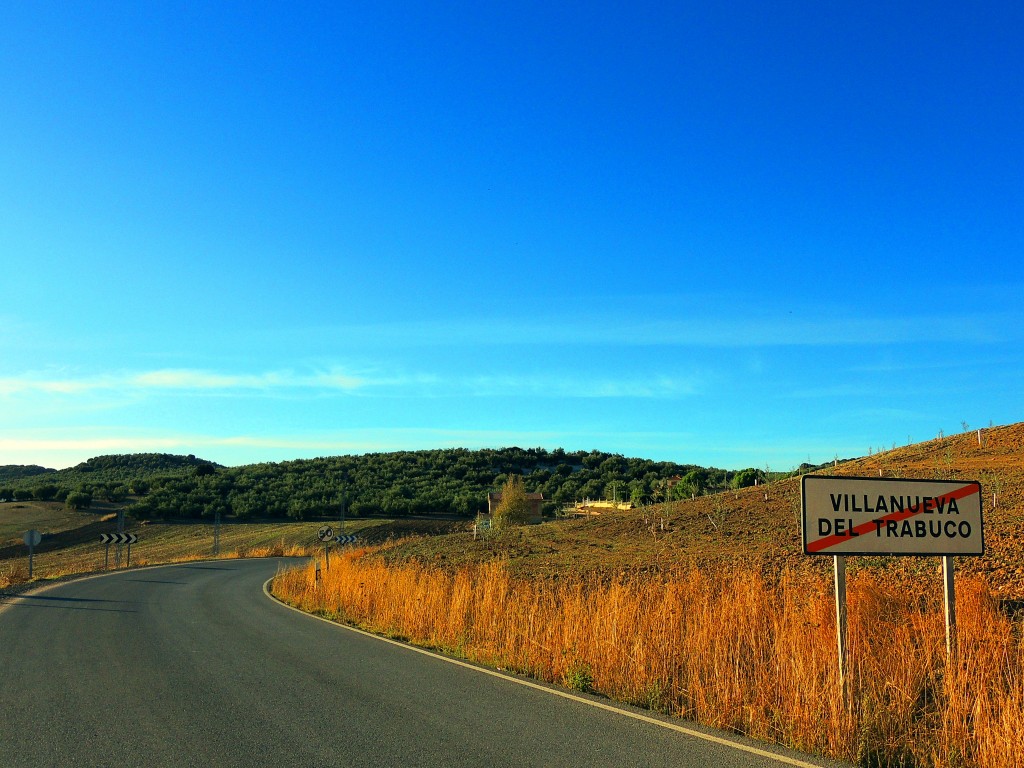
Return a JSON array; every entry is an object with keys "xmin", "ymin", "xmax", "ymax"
[{"xmin": 1, "ymin": 2, "xmax": 1021, "ymax": 470}]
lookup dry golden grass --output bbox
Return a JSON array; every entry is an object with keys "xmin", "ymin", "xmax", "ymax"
[
  {"xmin": 0, "ymin": 561, "xmax": 30, "ymax": 589},
  {"xmin": 272, "ymin": 548, "xmax": 1024, "ymax": 768},
  {"xmin": 0, "ymin": 516, "xmax": 451, "ymax": 589},
  {"xmin": 34, "ymin": 540, "xmax": 319, "ymax": 581},
  {"xmin": 0, "ymin": 520, "xmax": 358, "ymax": 585}
]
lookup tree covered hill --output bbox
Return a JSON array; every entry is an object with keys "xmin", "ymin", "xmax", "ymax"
[
  {"xmin": 2, "ymin": 454, "xmax": 215, "ymax": 489},
  {"xmin": 0, "ymin": 465, "xmax": 57, "ymax": 483},
  {"xmin": 1, "ymin": 447, "xmax": 782, "ymax": 521}
]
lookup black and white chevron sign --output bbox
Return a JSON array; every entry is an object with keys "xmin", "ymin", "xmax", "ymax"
[
  {"xmin": 100, "ymin": 533, "xmax": 139, "ymax": 545},
  {"xmin": 334, "ymin": 535, "xmax": 358, "ymax": 545}
]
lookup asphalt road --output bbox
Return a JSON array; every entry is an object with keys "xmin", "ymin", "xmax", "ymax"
[{"xmin": 0, "ymin": 559, "xmax": 846, "ymax": 768}]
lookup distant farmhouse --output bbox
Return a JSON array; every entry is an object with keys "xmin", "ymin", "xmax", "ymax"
[
  {"xmin": 486, "ymin": 491, "xmax": 545, "ymax": 523},
  {"xmin": 571, "ymin": 500, "xmax": 633, "ymax": 516},
  {"xmin": 664, "ymin": 474, "xmax": 685, "ymax": 490}
]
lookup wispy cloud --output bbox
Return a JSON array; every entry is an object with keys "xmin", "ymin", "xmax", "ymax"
[
  {"xmin": 131, "ymin": 368, "xmax": 368, "ymax": 391},
  {"xmin": 0, "ymin": 367, "xmax": 703, "ymax": 401},
  {"xmin": 324, "ymin": 309, "xmax": 1015, "ymax": 349},
  {"xmin": 465, "ymin": 374, "xmax": 702, "ymax": 398},
  {"xmin": 0, "ymin": 367, "xmax": 369, "ymax": 397},
  {"xmin": 0, "ymin": 375, "xmax": 116, "ymax": 395}
]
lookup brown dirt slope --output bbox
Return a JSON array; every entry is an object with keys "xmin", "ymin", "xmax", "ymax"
[{"xmin": 382, "ymin": 423, "xmax": 1024, "ymax": 598}]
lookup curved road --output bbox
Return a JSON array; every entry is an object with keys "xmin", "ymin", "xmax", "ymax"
[{"xmin": 0, "ymin": 559, "xmax": 844, "ymax": 768}]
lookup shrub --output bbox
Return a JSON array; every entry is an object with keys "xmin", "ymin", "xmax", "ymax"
[
  {"xmin": 32, "ymin": 484, "xmax": 59, "ymax": 501},
  {"xmin": 65, "ymin": 491, "xmax": 92, "ymax": 510},
  {"xmin": 492, "ymin": 475, "xmax": 533, "ymax": 530}
]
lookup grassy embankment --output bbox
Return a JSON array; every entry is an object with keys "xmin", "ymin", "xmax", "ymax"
[
  {"xmin": 273, "ymin": 547, "xmax": 1023, "ymax": 767},
  {"xmin": 272, "ymin": 425, "xmax": 1024, "ymax": 768}
]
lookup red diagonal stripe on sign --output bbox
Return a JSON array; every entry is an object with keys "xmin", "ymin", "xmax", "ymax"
[{"xmin": 807, "ymin": 482, "xmax": 979, "ymax": 554}]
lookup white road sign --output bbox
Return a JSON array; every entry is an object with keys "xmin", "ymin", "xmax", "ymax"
[
  {"xmin": 317, "ymin": 526, "xmax": 334, "ymax": 542},
  {"xmin": 802, "ymin": 476, "xmax": 983, "ymax": 556},
  {"xmin": 100, "ymin": 533, "xmax": 139, "ymax": 545},
  {"xmin": 23, "ymin": 529, "xmax": 42, "ymax": 547}
]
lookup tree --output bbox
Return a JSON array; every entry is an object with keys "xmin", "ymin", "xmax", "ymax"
[
  {"xmin": 349, "ymin": 500, "xmax": 381, "ymax": 517},
  {"xmin": 105, "ymin": 485, "xmax": 129, "ymax": 503},
  {"xmin": 492, "ymin": 475, "xmax": 533, "ymax": 530},
  {"xmin": 629, "ymin": 480, "xmax": 647, "ymax": 506},
  {"xmin": 126, "ymin": 498, "xmax": 153, "ymax": 519},
  {"xmin": 451, "ymin": 493, "xmax": 480, "ymax": 517},
  {"xmin": 731, "ymin": 468, "xmax": 765, "ymax": 489},
  {"xmin": 65, "ymin": 491, "xmax": 92, "ymax": 510},
  {"xmin": 678, "ymin": 469, "xmax": 708, "ymax": 498},
  {"xmin": 32, "ymin": 484, "xmax": 59, "ymax": 501}
]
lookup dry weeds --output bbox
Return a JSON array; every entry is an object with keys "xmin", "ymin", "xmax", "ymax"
[{"xmin": 273, "ymin": 549, "xmax": 1024, "ymax": 768}]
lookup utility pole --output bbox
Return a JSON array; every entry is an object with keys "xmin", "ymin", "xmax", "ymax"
[
  {"xmin": 114, "ymin": 508, "xmax": 125, "ymax": 568},
  {"xmin": 213, "ymin": 508, "xmax": 221, "ymax": 557},
  {"xmin": 339, "ymin": 487, "xmax": 346, "ymax": 534},
  {"xmin": 338, "ymin": 473, "xmax": 349, "ymax": 534}
]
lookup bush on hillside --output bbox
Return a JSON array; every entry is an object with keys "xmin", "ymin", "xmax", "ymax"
[
  {"xmin": 492, "ymin": 475, "xmax": 533, "ymax": 530},
  {"xmin": 65, "ymin": 490, "xmax": 92, "ymax": 510}
]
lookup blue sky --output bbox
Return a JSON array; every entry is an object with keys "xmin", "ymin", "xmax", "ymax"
[{"xmin": 1, "ymin": 2, "xmax": 1021, "ymax": 470}]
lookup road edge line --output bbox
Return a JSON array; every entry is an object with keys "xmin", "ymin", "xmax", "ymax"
[
  {"xmin": 262, "ymin": 576, "xmax": 841, "ymax": 768},
  {"xmin": 0, "ymin": 557, "xmax": 301, "ymax": 616},
  {"xmin": 0, "ymin": 562, "xmax": 174, "ymax": 615}
]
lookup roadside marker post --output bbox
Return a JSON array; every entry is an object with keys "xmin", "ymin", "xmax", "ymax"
[
  {"xmin": 100, "ymin": 533, "xmax": 139, "ymax": 569},
  {"xmin": 802, "ymin": 475, "xmax": 984, "ymax": 709},
  {"xmin": 317, "ymin": 526, "xmax": 334, "ymax": 573},
  {"xmin": 23, "ymin": 530, "xmax": 42, "ymax": 578}
]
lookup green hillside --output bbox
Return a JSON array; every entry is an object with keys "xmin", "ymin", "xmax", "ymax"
[
  {"xmin": 0, "ymin": 465, "xmax": 57, "ymax": 483},
  {"xmin": 1, "ymin": 448, "xmax": 794, "ymax": 522}
]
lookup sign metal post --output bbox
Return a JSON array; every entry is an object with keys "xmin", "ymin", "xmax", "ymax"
[
  {"xmin": 317, "ymin": 526, "xmax": 334, "ymax": 574},
  {"xmin": 942, "ymin": 555, "xmax": 957, "ymax": 658},
  {"xmin": 100, "ymin": 533, "xmax": 139, "ymax": 568},
  {"xmin": 23, "ymin": 530, "xmax": 41, "ymax": 578},
  {"xmin": 833, "ymin": 555, "xmax": 849, "ymax": 709}
]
